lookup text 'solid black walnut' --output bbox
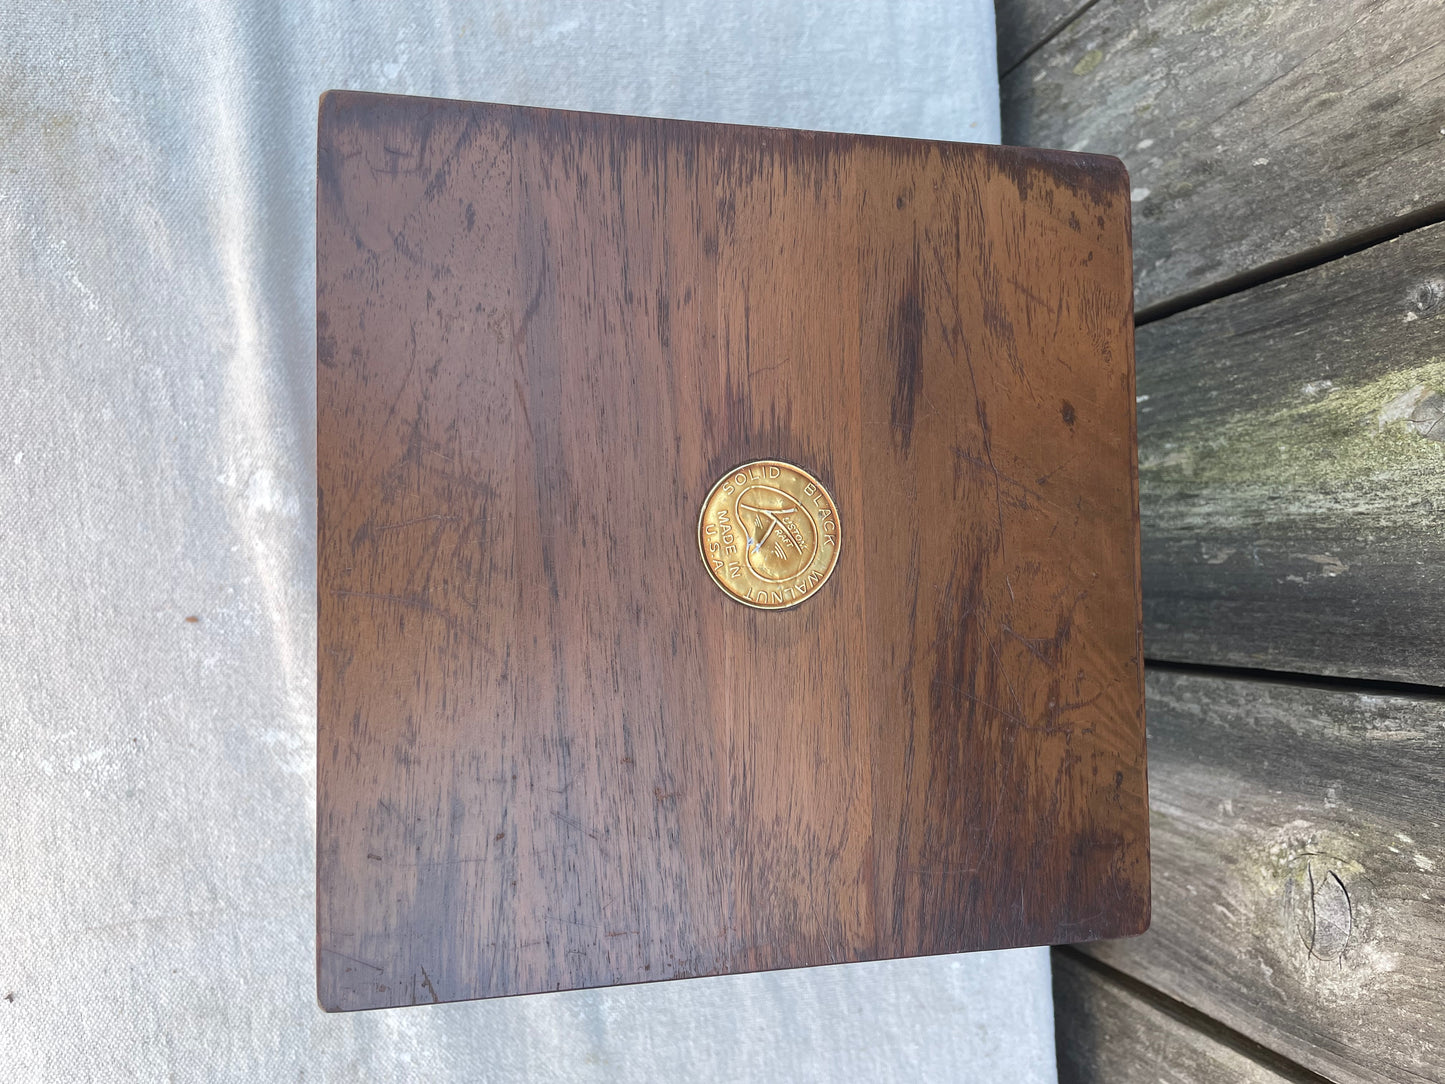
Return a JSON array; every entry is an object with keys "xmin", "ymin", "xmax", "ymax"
[{"xmin": 316, "ymin": 90, "xmax": 1148, "ymax": 1012}]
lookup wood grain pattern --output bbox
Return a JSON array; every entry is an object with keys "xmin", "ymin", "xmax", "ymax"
[
  {"xmin": 1138, "ymin": 222, "xmax": 1445, "ymax": 683},
  {"xmin": 1002, "ymin": 0, "xmax": 1445, "ymax": 311},
  {"xmin": 1086, "ymin": 669, "xmax": 1445, "ymax": 1084},
  {"xmin": 316, "ymin": 91, "xmax": 1146, "ymax": 1011},
  {"xmin": 1053, "ymin": 951, "xmax": 1297, "ymax": 1084}
]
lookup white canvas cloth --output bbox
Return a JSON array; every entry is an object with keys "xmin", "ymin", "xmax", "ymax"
[{"xmin": 0, "ymin": 2, "xmax": 1053, "ymax": 1080}]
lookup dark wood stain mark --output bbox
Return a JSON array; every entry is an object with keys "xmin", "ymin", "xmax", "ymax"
[
  {"xmin": 990, "ymin": 146, "xmax": 1127, "ymax": 209},
  {"xmin": 889, "ymin": 238, "xmax": 926, "ymax": 455}
]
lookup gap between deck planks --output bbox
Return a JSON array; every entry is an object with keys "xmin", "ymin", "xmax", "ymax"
[
  {"xmin": 996, "ymin": 0, "xmax": 1099, "ymax": 74},
  {"xmin": 1052, "ymin": 950, "xmax": 1334, "ymax": 1084},
  {"xmin": 1083, "ymin": 668, "xmax": 1445, "ymax": 1084},
  {"xmin": 1002, "ymin": 0, "xmax": 1445, "ymax": 312}
]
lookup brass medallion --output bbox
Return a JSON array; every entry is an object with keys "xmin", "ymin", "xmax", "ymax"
[{"xmin": 697, "ymin": 460, "xmax": 840, "ymax": 610}]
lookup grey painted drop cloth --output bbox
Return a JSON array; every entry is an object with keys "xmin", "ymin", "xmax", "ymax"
[{"xmin": 0, "ymin": 2, "xmax": 1054, "ymax": 1080}]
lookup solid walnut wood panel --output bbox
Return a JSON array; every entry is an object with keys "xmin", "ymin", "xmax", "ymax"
[
  {"xmin": 1087, "ymin": 670, "xmax": 1445, "ymax": 1084},
  {"xmin": 316, "ymin": 90, "xmax": 1145, "ymax": 1011}
]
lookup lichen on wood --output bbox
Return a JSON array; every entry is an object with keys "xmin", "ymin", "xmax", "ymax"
[{"xmin": 1136, "ymin": 224, "xmax": 1445, "ymax": 682}]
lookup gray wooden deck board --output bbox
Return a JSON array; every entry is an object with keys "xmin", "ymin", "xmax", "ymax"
[
  {"xmin": 1086, "ymin": 669, "xmax": 1445, "ymax": 1084},
  {"xmin": 1053, "ymin": 952, "xmax": 1298, "ymax": 1084},
  {"xmin": 1138, "ymin": 222, "xmax": 1445, "ymax": 684},
  {"xmin": 1002, "ymin": 0, "xmax": 1445, "ymax": 311}
]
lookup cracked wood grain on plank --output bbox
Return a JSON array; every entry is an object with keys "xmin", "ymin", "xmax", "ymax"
[{"xmin": 1083, "ymin": 669, "xmax": 1445, "ymax": 1084}]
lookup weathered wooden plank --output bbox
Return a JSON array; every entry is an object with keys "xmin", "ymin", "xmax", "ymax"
[
  {"xmin": 995, "ymin": 0, "xmax": 1096, "ymax": 73},
  {"xmin": 1053, "ymin": 951, "xmax": 1298, "ymax": 1084},
  {"xmin": 1002, "ymin": 0, "xmax": 1445, "ymax": 310},
  {"xmin": 1138, "ymin": 221, "xmax": 1445, "ymax": 683},
  {"xmin": 1084, "ymin": 669, "xmax": 1445, "ymax": 1084}
]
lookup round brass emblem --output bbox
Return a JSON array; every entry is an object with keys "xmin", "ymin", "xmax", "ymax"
[{"xmin": 697, "ymin": 460, "xmax": 840, "ymax": 609}]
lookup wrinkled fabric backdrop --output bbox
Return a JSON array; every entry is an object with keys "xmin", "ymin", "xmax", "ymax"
[{"xmin": 0, "ymin": 2, "xmax": 1056, "ymax": 1081}]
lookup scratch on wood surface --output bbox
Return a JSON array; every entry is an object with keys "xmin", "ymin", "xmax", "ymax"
[
  {"xmin": 928, "ymin": 680, "xmax": 1028, "ymax": 726},
  {"xmin": 950, "ymin": 444, "xmax": 1041, "ymax": 506},
  {"xmin": 373, "ymin": 513, "xmax": 459, "ymax": 532},
  {"xmin": 329, "ymin": 588, "xmax": 500, "ymax": 658},
  {"xmin": 552, "ymin": 811, "xmax": 610, "ymax": 851},
  {"xmin": 331, "ymin": 588, "xmax": 434, "ymax": 611},
  {"xmin": 1000, "ymin": 623, "xmax": 1052, "ymax": 665},
  {"xmin": 321, "ymin": 948, "xmax": 383, "ymax": 972}
]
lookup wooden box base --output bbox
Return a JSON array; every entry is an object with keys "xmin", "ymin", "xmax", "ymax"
[{"xmin": 317, "ymin": 91, "xmax": 1147, "ymax": 1012}]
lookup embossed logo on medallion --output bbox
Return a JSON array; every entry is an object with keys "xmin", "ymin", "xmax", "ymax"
[{"xmin": 697, "ymin": 460, "xmax": 840, "ymax": 609}]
